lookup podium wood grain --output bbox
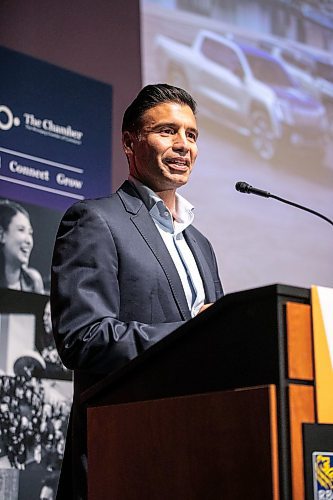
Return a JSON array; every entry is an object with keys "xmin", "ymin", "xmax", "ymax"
[{"xmin": 88, "ymin": 386, "xmax": 279, "ymax": 500}]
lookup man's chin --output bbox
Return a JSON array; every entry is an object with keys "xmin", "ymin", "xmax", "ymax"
[
  {"xmin": 152, "ymin": 171, "xmax": 190, "ymax": 191},
  {"xmin": 167, "ymin": 171, "xmax": 190, "ymax": 185}
]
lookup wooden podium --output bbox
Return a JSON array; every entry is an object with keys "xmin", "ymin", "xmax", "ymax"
[{"xmin": 82, "ymin": 284, "xmax": 319, "ymax": 499}]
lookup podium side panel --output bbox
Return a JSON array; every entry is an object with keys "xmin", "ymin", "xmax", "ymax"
[
  {"xmin": 286, "ymin": 302, "xmax": 313, "ymax": 381},
  {"xmin": 289, "ymin": 384, "xmax": 315, "ymax": 500}
]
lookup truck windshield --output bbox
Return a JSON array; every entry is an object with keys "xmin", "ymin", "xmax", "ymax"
[{"xmin": 246, "ymin": 54, "xmax": 293, "ymax": 87}]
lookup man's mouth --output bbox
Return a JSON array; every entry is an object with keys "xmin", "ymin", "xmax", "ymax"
[{"xmin": 164, "ymin": 157, "xmax": 189, "ymax": 171}]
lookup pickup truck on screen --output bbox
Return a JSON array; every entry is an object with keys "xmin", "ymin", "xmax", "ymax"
[
  {"xmin": 259, "ymin": 39, "xmax": 333, "ymax": 138},
  {"xmin": 154, "ymin": 30, "xmax": 328, "ymax": 161}
]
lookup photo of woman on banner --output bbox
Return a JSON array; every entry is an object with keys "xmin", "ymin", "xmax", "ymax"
[{"xmin": 0, "ymin": 199, "xmax": 44, "ymax": 293}]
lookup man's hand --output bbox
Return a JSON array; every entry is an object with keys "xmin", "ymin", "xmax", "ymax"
[{"xmin": 198, "ymin": 303, "xmax": 213, "ymax": 314}]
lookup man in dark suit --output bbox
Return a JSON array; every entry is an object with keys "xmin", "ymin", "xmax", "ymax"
[{"xmin": 51, "ymin": 83, "xmax": 223, "ymax": 499}]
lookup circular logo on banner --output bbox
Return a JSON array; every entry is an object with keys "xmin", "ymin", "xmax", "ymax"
[{"xmin": 0, "ymin": 105, "xmax": 20, "ymax": 131}]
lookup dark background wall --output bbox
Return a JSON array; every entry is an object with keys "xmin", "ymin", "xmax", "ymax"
[
  {"xmin": 0, "ymin": 3, "xmax": 142, "ymax": 495},
  {"xmin": 0, "ymin": 0, "xmax": 142, "ymax": 190}
]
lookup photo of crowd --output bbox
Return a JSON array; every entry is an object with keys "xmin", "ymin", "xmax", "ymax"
[
  {"xmin": 0, "ymin": 375, "xmax": 72, "ymax": 499},
  {"xmin": 0, "ymin": 196, "xmax": 73, "ymax": 498}
]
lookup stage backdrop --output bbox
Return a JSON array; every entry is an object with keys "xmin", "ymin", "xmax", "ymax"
[
  {"xmin": 0, "ymin": 47, "xmax": 112, "ymax": 498},
  {"xmin": 141, "ymin": 0, "xmax": 333, "ymax": 293},
  {"xmin": 0, "ymin": 1, "xmax": 142, "ymax": 498}
]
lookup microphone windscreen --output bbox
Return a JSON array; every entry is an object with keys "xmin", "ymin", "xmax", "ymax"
[{"xmin": 235, "ymin": 181, "xmax": 250, "ymax": 193}]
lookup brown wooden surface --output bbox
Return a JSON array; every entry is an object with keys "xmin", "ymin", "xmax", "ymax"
[
  {"xmin": 289, "ymin": 384, "xmax": 315, "ymax": 500},
  {"xmin": 269, "ymin": 385, "xmax": 280, "ymax": 500},
  {"xmin": 88, "ymin": 386, "xmax": 279, "ymax": 500},
  {"xmin": 286, "ymin": 302, "xmax": 313, "ymax": 381}
]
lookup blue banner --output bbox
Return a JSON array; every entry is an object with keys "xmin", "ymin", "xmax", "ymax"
[{"xmin": 0, "ymin": 46, "xmax": 112, "ymax": 211}]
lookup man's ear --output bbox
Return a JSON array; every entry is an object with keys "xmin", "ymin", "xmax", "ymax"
[
  {"xmin": 122, "ymin": 131, "xmax": 134, "ymax": 155},
  {"xmin": 0, "ymin": 227, "xmax": 5, "ymax": 243}
]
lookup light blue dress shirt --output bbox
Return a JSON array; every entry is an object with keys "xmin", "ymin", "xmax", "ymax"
[{"xmin": 129, "ymin": 175, "xmax": 205, "ymax": 317}]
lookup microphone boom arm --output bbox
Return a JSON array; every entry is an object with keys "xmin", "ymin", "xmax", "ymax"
[
  {"xmin": 269, "ymin": 193, "xmax": 333, "ymax": 227},
  {"xmin": 235, "ymin": 181, "xmax": 333, "ymax": 227}
]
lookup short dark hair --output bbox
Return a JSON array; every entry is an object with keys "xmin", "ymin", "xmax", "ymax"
[{"xmin": 122, "ymin": 83, "xmax": 197, "ymax": 134}]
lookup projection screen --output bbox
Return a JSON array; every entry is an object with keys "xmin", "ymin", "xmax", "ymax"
[{"xmin": 141, "ymin": 0, "xmax": 333, "ymax": 293}]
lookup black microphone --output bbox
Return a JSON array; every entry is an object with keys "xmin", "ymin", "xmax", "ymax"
[
  {"xmin": 235, "ymin": 181, "xmax": 270, "ymax": 198},
  {"xmin": 235, "ymin": 181, "xmax": 333, "ymax": 227}
]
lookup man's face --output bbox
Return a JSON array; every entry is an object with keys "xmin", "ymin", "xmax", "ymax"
[{"xmin": 125, "ymin": 102, "xmax": 198, "ymax": 192}]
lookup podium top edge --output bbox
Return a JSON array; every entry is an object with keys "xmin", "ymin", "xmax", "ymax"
[{"xmin": 225, "ymin": 283, "xmax": 310, "ymax": 302}]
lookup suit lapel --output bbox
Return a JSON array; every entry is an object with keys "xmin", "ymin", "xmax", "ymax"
[
  {"xmin": 118, "ymin": 182, "xmax": 191, "ymax": 321},
  {"xmin": 184, "ymin": 227, "xmax": 216, "ymax": 303}
]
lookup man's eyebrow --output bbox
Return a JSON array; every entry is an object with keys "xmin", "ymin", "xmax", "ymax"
[
  {"xmin": 149, "ymin": 121, "xmax": 176, "ymax": 130},
  {"xmin": 149, "ymin": 122, "xmax": 199, "ymax": 136}
]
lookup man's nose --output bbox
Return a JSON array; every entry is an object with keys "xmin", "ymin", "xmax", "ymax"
[{"xmin": 173, "ymin": 131, "xmax": 189, "ymax": 151}]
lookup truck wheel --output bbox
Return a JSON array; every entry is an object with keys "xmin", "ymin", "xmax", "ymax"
[
  {"xmin": 250, "ymin": 110, "xmax": 276, "ymax": 161},
  {"xmin": 168, "ymin": 67, "xmax": 188, "ymax": 90}
]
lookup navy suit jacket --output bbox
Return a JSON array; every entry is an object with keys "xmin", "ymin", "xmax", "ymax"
[{"xmin": 51, "ymin": 180, "xmax": 223, "ymax": 498}]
